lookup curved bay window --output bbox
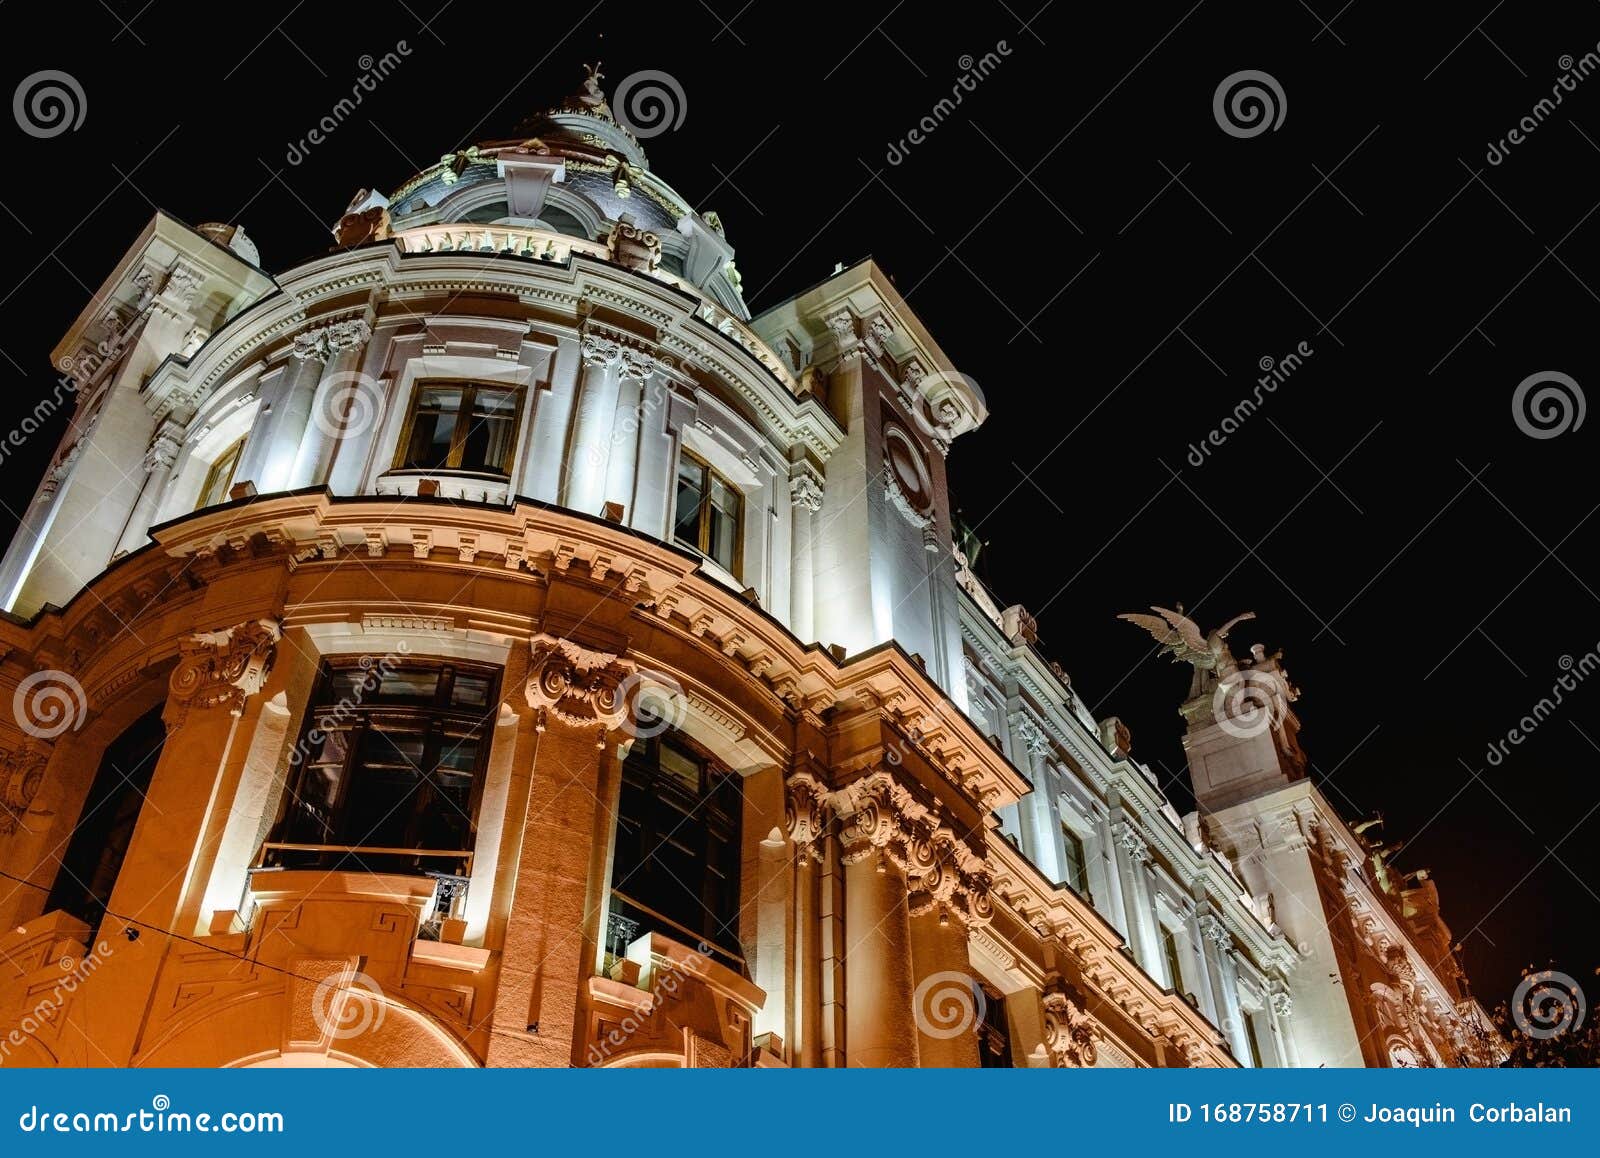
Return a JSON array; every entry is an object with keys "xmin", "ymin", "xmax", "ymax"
[
  {"xmin": 673, "ymin": 451, "xmax": 742, "ymax": 577},
  {"xmin": 263, "ymin": 659, "xmax": 500, "ymax": 876},
  {"xmin": 394, "ymin": 380, "xmax": 523, "ymax": 477},
  {"xmin": 608, "ymin": 731, "xmax": 744, "ymax": 970}
]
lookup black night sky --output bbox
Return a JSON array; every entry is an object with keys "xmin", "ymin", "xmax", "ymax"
[{"xmin": 2, "ymin": 0, "xmax": 1597, "ymax": 1014}]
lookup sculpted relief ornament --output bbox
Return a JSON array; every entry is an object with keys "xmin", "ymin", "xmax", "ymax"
[
  {"xmin": 784, "ymin": 769, "xmax": 994, "ymax": 928},
  {"xmin": 167, "ymin": 619, "xmax": 283, "ymax": 722},
  {"xmin": 0, "ymin": 743, "xmax": 50, "ymax": 837},
  {"xmin": 525, "ymin": 633, "xmax": 636, "ymax": 736},
  {"xmin": 1042, "ymin": 974, "xmax": 1102, "ymax": 1067}
]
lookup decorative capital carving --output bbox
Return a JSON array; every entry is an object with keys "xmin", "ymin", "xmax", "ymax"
[
  {"xmin": 619, "ymin": 346, "xmax": 659, "ymax": 381},
  {"xmin": 293, "ymin": 318, "xmax": 372, "ymax": 363},
  {"xmin": 1269, "ymin": 981, "xmax": 1294, "ymax": 1018},
  {"xmin": 167, "ymin": 618, "xmax": 282, "ymax": 721},
  {"xmin": 159, "ymin": 260, "xmax": 207, "ymax": 311},
  {"xmin": 0, "ymin": 742, "xmax": 51, "ymax": 837},
  {"xmin": 1113, "ymin": 820, "xmax": 1152, "ymax": 865},
  {"xmin": 788, "ymin": 471, "xmax": 824, "ymax": 513},
  {"xmin": 525, "ymin": 633, "xmax": 635, "ymax": 731},
  {"xmin": 580, "ymin": 332, "xmax": 623, "ymax": 368},
  {"xmin": 144, "ymin": 420, "xmax": 185, "ymax": 473},
  {"xmin": 1010, "ymin": 711, "xmax": 1048, "ymax": 759},
  {"xmin": 784, "ymin": 771, "xmax": 831, "ymax": 859},
  {"xmin": 1197, "ymin": 913, "xmax": 1233, "ymax": 953},
  {"xmin": 834, "ymin": 770, "xmax": 993, "ymax": 927},
  {"xmin": 1041, "ymin": 974, "xmax": 1101, "ymax": 1067},
  {"xmin": 605, "ymin": 215, "xmax": 661, "ymax": 273}
]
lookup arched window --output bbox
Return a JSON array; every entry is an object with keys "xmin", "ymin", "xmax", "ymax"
[{"xmin": 608, "ymin": 730, "xmax": 743, "ymax": 969}]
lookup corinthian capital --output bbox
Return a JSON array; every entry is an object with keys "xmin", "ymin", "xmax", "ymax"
[
  {"xmin": 619, "ymin": 346, "xmax": 659, "ymax": 380},
  {"xmin": 1113, "ymin": 820, "xmax": 1151, "ymax": 865},
  {"xmin": 525, "ymin": 633, "xmax": 635, "ymax": 732},
  {"xmin": 167, "ymin": 618, "xmax": 282, "ymax": 722},
  {"xmin": 144, "ymin": 420, "xmax": 185, "ymax": 473},
  {"xmin": 789, "ymin": 471, "xmax": 824, "ymax": 513},
  {"xmin": 293, "ymin": 318, "xmax": 373, "ymax": 363}
]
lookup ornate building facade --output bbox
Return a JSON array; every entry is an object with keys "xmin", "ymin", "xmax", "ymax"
[{"xmin": 0, "ymin": 71, "xmax": 1498, "ymax": 1069}]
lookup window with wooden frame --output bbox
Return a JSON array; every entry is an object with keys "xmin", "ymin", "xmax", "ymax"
[
  {"xmin": 196, "ymin": 436, "xmax": 245, "ymax": 509},
  {"xmin": 394, "ymin": 380, "xmax": 523, "ymax": 477},
  {"xmin": 264, "ymin": 659, "xmax": 501, "ymax": 876},
  {"xmin": 673, "ymin": 450, "xmax": 742, "ymax": 577}
]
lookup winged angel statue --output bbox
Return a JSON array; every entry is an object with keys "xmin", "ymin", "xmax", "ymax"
[{"xmin": 1117, "ymin": 604, "xmax": 1255, "ymax": 683}]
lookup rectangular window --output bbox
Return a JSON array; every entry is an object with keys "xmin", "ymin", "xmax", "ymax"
[
  {"xmin": 1162, "ymin": 926, "xmax": 1185, "ymax": 992},
  {"xmin": 395, "ymin": 380, "xmax": 522, "ymax": 477},
  {"xmin": 1243, "ymin": 1010, "xmax": 1266, "ymax": 1067},
  {"xmin": 609, "ymin": 732, "xmax": 744, "ymax": 971},
  {"xmin": 266, "ymin": 659, "xmax": 501, "ymax": 876},
  {"xmin": 674, "ymin": 451, "xmax": 743, "ymax": 577},
  {"xmin": 196, "ymin": 437, "xmax": 245, "ymax": 509},
  {"xmin": 1061, "ymin": 825, "xmax": 1090, "ymax": 898}
]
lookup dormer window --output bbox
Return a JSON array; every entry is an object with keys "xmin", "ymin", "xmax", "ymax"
[
  {"xmin": 395, "ymin": 380, "xmax": 522, "ymax": 477},
  {"xmin": 673, "ymin": 450, "xmax": 742, "ymax": 577}
]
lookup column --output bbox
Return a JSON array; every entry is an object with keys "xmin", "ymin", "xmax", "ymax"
[
  {"xmin": 908, "ymin": 910, "xmax": 981, "ymax": 1067},
  {"xmin": 602, "ymin": 349, "xmax": 656, "ymax": 521},
  {"xmin": 788, "ymin": 468, "xmax": 822, "ymax": 641},
  {"xmin": 82, "ymin": 618, "xmax": 281, "ymax": 1065},
  {"xmin": 1112, "ymin": 820, "xmax": 1154, "ymax": 966},
  {"xmin": 561, "ymin": 332, "xmax": 623, "ymax": 514},
  {"xmin": 484, "ymin": 634, "xmax": 630, "ymax": 1066},
  {"xmin": 1199, "ymin": 913, "xmax": 1248, "ymax": 1060},
  {"xmin": 261, "ymin": 334, "xmax": 330, "ymax": 492},
  {"xmin": 288, "ymin": 319, "xmax": 372, "ymax": 490},
  {"xmin": 113, "ymin": 419, "xmax": 184, "ymax": 557},
  {"xmin": 1096, "ymin": 809, "xmax": 1129, "ymax": 934},
  {"xmin": 1186, "ymin": 905, "xmax": 1221, "ymax": 1022},
  {"xmin": 1267, "ymin": 983, "xmax": 1299, "ymax": 1066}
]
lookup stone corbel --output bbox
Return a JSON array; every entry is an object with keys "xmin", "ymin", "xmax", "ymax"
[
  {"xmin": 166, "ymin": 618, "xmax": 283, "ymax": 723},
  {"xmin": 293, "ymin": 318, "xmax": 373, "ymax": 363},
  {"xmin": 524, "ymin": 632, "xmax": 636, "ymax": 733},
  {"xmin": 784, "ymin": 771, "xmax": 832, "ymax": 860}
]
